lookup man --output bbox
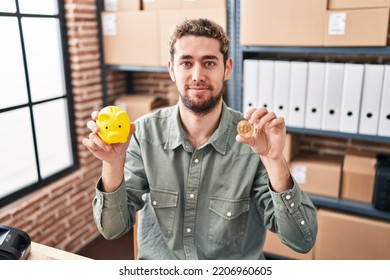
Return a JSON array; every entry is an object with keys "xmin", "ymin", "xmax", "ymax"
[{"xmin": 83, "ymin": 18, "xmax": 317, "ymax": 259}]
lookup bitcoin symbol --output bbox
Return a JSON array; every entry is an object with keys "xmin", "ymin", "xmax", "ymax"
[{"xmin": 237, "ymin": 120, "xmax": 254, "ymax": 138}]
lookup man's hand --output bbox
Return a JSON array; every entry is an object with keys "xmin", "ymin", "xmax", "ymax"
[
  {"xmin": 82, "ymin": 110, "xmax": 135, "ymax": 164},
  {"xmin": 236, "ymin": 107, "xmax": 286, "ymax": 160}
]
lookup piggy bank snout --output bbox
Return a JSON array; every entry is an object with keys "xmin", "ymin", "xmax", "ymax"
[{"xmin": 107, "ymin": 130, "xmax": 122, "ymax": 142}]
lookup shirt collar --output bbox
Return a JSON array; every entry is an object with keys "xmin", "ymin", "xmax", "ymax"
[{"xmin": 164, "ymin": 102, "xmax": 233, "ymax": 155}]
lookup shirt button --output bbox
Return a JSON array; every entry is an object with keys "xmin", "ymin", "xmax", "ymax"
[
  {"xmin": 286, "ymin": 195, "xmax": 291, "ymax": 200},
  {"xmin": 189, "ymin": 194, "xmax": 195, "ymax": 198},
  {"xmin": 301, "ymin": 220, "xmax": 305, "ymax": 225},
  {"xmin": 194, "ymin": 159, "xmax": 199, "ymax": 163},
  {"xmin": 290, "ymin": 202, "xmax": 295, "ymax": 208},
  {"xmin": 227, "ymin": 212, "xmax": 232, "ymax": 217},
  {"xmin": 187, "ymin": 228, "xmax": 191, "ymax": 233},
  {"xmin": 152, "ymin": 201, "xmax": 157, "ymax": 206}
]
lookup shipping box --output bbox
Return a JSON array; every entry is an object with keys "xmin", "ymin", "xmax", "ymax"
[
  {"xmin": 143, "ymin": 0, "xmax": 225, "ymax": 10},
  {"xmin": 104, "ymin": 0, "xmax": 141, "ymax": 11},
  {"xmin": 158, "ymin": 8, "xmax": 226, "ymax": 66},
  {"xmin": 102, "ymin": 11, "xmax": 159, "ymax": 66},
  {"xmin": 315, "ymin": 209, "xmax": 390, "ymax": 259},
  {"xmin": 115, "ymin": 94, "xmax": 169, "ymax": 121},
  {"xmin": 341, "ymin": 150, "xmax": 377, "ymax": 203},
  {"xmin": 289, "ymin": 153, "xmax": 343, "ymax": 198},
  {"xmin": 283, "ymin": 133, "xmax": 300, "ymax": 163},
  {"xmin": 323, "ymin": 7, "xmax": 390, "ymax": 46},
  {"xmin": 264, "ymin": 230, "xmax": 314, "ymax": 260},
  {"xmin": 328, "ymin": 0, "xmax": 390, "ymax": 9},
  {"xmin": 240, "ymin": 0, "xmax": 327, "ymax": 46},
  {"xmin": 142, "ymin": 0, "xmax": 182, "ymax": 10}
]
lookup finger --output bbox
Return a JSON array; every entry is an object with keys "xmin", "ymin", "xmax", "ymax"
[
  {"xmin": 235, "ymin": 134, "xmax": 254, "ymax": 147},
  {"xmin": 89, "ymin": 132, "xmax": 112, "ymax": 152},
  {"xmin": 82, "ymin": 137, "xmax": 103, "ymax": 153},
  {"xmin": 254, "ymin": 111, "xmax": 277, "ymax": 130},
  {"xmin": 244, "ymin": 107, "xmax": 257, "ymax": 120},
  {"xmin": 91, "ymin": 111, "xmax": 99, "ymax": 120},
  {"xmin": 249, "ymin": 107, "xmax": 269, "ymax": 124},
  {"xmin": 265, "ymin": 116, "xmax": 285, "ymax": 129},
  {"xmin": 87, "ymin": 120, "xmax": 99, "ymax": 133}
]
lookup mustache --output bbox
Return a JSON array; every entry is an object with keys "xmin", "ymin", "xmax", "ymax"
[{"xmin": 186, "ymin": 82, "xmax": 212, "ymax": 89}]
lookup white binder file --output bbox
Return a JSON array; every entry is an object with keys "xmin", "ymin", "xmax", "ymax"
[
  {"xmin": 305, "ymin": 62, "xmax": 326, "ymax": 130},
  {"xmin": 321, "ymin": 62, "xmax": 344, "ymax": 131},
  {"xmin": 272, "ymin": 61, "xmax": 291, "ymax": 121},
  {"xmin": 257, "ymin": 60, "xmax": 274, "ymax": 110},
  {"xmin": 377, "ymin": 65, "xmax": 390, "ymax": 137},
  {"xmin": 339, "ymin": 63, "xmax": 364, "ymax": 133},
  {"xmin": 288, "ymin": 61, "xmax": 308, "ymax": 127},
  {"xmin": 242, "ymin": 59, "xmax": 259, "ymax": 113},
  {"xmin": 358, "ymin": 64, "xmax": 385, "ymax": 135}
]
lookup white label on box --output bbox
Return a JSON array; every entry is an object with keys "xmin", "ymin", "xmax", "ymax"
[
  {"xmin": 328, "ymin": 12, "xmax": 347, "ymax": 35},
  {"xmin": 291, "ymin": 165, "xmax": 307, "ymax": 184},
  {"xmin": 104, "ymin": 0, "xmax": 118, "ymax": 11},
  {"xmin": 103, "ymin": 13, "xmax": 117, "ymax": 36}
]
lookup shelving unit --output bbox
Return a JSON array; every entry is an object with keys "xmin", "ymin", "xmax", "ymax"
[
  {"xmin": 233, "ymin": 0, "xmax": 390, "ymax": 222},
  {"xmin": 95, "ymin": 0, "xmax": 237, "ymax": 107}
]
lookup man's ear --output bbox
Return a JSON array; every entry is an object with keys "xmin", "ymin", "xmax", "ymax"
[
  {"xmin": 168, "ymin": 59, "xmax": 175, "ymax": 82},
  {"xmin": 224, "ymin": 57, "xmax": 233, "ymax": 81}
]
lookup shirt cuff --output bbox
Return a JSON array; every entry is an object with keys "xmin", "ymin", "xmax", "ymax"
[
  {"xmin": 269, "ymin": 176, "xmax": 302, "ymax": 212},
  {"xmin": 95, "ymin": 177, "xmax": 127, "ymax": 209}
]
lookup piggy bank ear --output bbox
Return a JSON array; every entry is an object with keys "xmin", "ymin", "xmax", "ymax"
[
  {"xmin": 116, "ymin": 110, "xmax": 128, "ymax": 121},
  {"xmin": 98, "ymin": 112, "xmax": 110, "ymax": 122}
]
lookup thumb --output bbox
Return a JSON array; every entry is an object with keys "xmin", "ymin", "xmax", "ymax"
[{"xmin": 236, "ymin": 134, "xmax": 254, "ymax": 147}]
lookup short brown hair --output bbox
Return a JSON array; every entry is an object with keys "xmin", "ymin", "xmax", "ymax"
[{"xmin": 168, "ymin": 18, "xmax": 230, "ymax": 63}]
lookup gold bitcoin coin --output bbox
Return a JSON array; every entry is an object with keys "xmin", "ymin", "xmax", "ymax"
[{"xmin": 237, "ymin": 120, "xmax": 254, "ymax": 138}]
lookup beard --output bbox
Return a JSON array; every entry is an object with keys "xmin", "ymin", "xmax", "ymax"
[{"xmin": 180, "ymin": 83, "xmax": 224, "ymax": 116}]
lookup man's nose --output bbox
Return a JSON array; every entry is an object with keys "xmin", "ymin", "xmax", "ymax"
[{"xmin": 192, "ymin": 64, "xmax": 205, "ymax": 82}]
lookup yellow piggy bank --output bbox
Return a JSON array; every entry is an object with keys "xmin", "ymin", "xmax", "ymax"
[{"xmin": 96, "ymin": 105, "xmax": 131, "ymax": 144}]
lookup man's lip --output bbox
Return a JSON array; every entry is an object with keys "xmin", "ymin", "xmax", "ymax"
[{"xmin": 188, "ymin": 86, "xmax": 209, "ymax": 90}]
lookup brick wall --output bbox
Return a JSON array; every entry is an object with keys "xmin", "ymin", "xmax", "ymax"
[{"xmin": 0, "ymin": 0, "xmax": 126, "ymax": 253}]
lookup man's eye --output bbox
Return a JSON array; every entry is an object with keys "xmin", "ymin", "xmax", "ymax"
[
  {"xmin": 205, "ymin": 61, "xmax": 216, "ymax": 67},
  {"xmin": 181, "ymin": 61, "xmax": 192, "ymax": 67}
]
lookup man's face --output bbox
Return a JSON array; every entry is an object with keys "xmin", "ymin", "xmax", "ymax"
[{"xmin": 168, "ymin": 35, "xmax": 232, "ymax": 115}]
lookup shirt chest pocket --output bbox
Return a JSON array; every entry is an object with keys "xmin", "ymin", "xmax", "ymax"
[
  {"xmin": 208, "ymin": 197, "xmax": 250, "ymax": 251},
  {"xmin": 150, "ymin": 188, "xmax": 178, "ymax": 238}
]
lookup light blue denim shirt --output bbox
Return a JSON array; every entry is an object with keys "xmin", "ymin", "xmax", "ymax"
[{"xmin": 92, "ymin": 102, "xmax": 318, "ymax": 259}]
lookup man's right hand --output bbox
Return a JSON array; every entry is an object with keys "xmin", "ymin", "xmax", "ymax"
[{"xmin": 82, "ymin": 110, "xmax": 136, "ymax": 164}]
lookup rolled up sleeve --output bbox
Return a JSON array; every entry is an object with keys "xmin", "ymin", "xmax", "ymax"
[{"xmin": 92, "ymin": 177, "xmax": 133, "ymax": 240}]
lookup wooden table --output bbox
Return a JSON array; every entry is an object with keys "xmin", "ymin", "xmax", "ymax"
[{"xmin": 27, "ymin": 242, "xmax": 91, "ymax": 260}]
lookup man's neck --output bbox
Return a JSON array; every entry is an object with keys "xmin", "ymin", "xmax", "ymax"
[{"xmin": 179, "ymin": 101, "xmax": 223, "ymax": 148}]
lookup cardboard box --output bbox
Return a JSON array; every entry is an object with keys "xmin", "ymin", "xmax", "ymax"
[
  {"xmin": 158, "ymin": 8, "xmax": 226, "ymax": 66},
  {"xmin": 115, "ymin": 94, "xmax": 169, "ymax": 121},
  {"xmin": 324, "ymin": 8, "xmax": 390, "ymax": 46},
  {"xmin": 104, "ymin": 0, "xmax": 141, "ymax": 11},
  {"xmin": 142, "ymin": 0, "xmax": 182, "ymax": 10},
  {"xmin": 143, "ymin": 0, "xmax": 225, "ymax": 10},
  {"xmin": 102, "ymin": 11, "xmax": 159, "ymax": 66},
  {"xmin": 181, "ymin": 0, "xmax": 226, "ymax": 9},
  {"xmin": 328, "ymin": 0, "xmax": 390, "ymax": 9},
  {"xmin": 341, "ymin": 150, "xmax": 377, "ymax": 203},
  {"xmin": 283, "ymin": 133, "xmax": 300, "ymax": 163},
  {"xmin": 315, "ymin": 209, "xmax": 390, "ymax": 259},
  {"xmin": 264, "ymin": 230, "xmax": 314, "ymax": 260},
  {"xmin": 289, "ymin": 153, "xmax": 343, "ymax": 198},
  {"xmin": 240, "ymin": 0, "xmax": 327, "ymax": 46}
]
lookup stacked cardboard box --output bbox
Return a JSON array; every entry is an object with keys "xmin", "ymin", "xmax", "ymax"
[
  {"xmin": 102, "ymin": 0, "xmax": 226, "ymax": 67},
  {"xmin": 240, "ymin": 0, "xmax": 390, "ymax": 46}
]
